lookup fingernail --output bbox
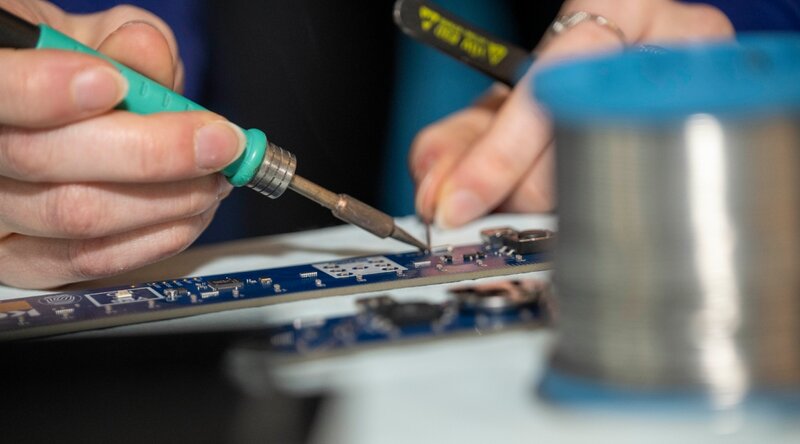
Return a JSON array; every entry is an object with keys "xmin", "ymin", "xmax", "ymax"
[
  {"xmin": 435, "ymin": 189, "xmax": 486, "ymax": 229},
  {"xmin": 118, "ymin": 19, "xmax": 159, "ymax": 30},
  {"xmin": 412, "ymin": 156, "xmax": 436, "ymax": 184},
  {"xmin": 195, "ymin": 121, "xmax": 246, "ymax": 170},
  {"xmin": 72, "ymin": 66, "xmax": 128, "ymax": 111}
]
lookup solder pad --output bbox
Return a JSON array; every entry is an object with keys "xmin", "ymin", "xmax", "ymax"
[{"xmin": 0, "ymin": 229, "xmax": 552, "ymax": 340}]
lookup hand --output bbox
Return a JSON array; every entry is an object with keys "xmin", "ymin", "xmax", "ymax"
[
  {"xmin": 0, "ymin": 1, "xmax": 244, "ymax": 288},
  {"xmin": 410, "ymin": 0, "xmax": 734, "ymax": 228}
]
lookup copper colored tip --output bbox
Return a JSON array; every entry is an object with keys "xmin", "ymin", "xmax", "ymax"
[
  {"xmin": 289, "ymin": 174, "xmax": 427, "ymax": 250},
  {"xmin": 390, "ymin": 225, "xmax": 428, "ymax": 251}
]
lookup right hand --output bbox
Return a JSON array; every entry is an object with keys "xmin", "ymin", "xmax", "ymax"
[
  {"xmin": 409, "ymin": 0, "xmax": 734, "ymax": 228},
  {"xmin": 0, "ymin": 1, "xmax": 245, "ymax": 289}
]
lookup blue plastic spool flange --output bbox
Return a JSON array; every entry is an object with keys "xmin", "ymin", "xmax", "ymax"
[{"xmin": 533, "ymin": 33, "xmax": 800, "ymax": 124}]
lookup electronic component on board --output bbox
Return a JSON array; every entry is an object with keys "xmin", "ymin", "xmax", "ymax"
[
  {"xmin": 462, "ymin": 251, "xmax": 486, "ymax": 262},
  {"xmin": 357, "ymin": 296, "xmax": 451, "ymax": 329},
  {"xmin": 207, "ymin": 278, "xmax": 243, "ymax": 291},
  {"xmin": 449, "ymin": 280, "xmax": 547, "ymax": 314},
  {"xmin": 480, "ymin": 227, "xmax": 556, "ymax": 254},
  {"xmin": 431, "ymin": 245, "xmax": 453, "ymax": 254},
  {"xmin": 313, "ymin": 256, "xmax": 408, "ymax": 279},
  {"xmin": 113, "ymin": 290, "xmax": 134, "ymax": 303},
  {"xmin": 511, "ymin": 230, "xmax": 556, "ymax": 254},
  {"xmin": 163, "ymin": 287, "xmax": 189, "ymax": 301},
  {"xmin": 54, "ymin": 308, "xmax": 74, "ymax": 318},
  {"xmin": 86, "ymin": 288, "xmax": 163, "ymax": 307},
  {"xmin": 480, "ymin": 227, "xmax": 517, "ymax": 248},
  {"xmin": 377, "ymin": 301, "xmax": 447, "ymax": 328},
  {"xmin": 200, "ymin": 291, "xmax": 220, "ymax": 299},
  {"xmin": 412, "ymin": 260, "xmax": 431, "ymax": 268}
]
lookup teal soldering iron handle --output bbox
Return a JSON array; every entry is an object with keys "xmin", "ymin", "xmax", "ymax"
[
  {"xmin": 0, "ymin": 4, "xmax": 294, "ymax": 196},
  {"xmin": 36, "ymin": 25, "xmax": 267, "ymax": 188}
]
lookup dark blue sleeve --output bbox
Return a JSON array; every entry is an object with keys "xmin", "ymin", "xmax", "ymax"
[{"xmin": 682, "ymin": 0, "xmax": 800, "ymax": 32}]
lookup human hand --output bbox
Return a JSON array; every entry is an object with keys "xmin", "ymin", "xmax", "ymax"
[
  {"xmin": 410, "ymin": 0, "xmax": 734, "ymax": 228},
  {"xmin": 0, "ymin": 1, "xmax": 244, "ymax": 288}
]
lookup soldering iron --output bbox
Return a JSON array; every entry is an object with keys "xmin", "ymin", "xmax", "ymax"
[{"xmin": 0, "ymin": 6, "xmax": 427, "ymax": 251}]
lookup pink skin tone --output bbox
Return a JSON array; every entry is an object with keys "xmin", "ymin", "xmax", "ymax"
[
  {"xmin": 0, "ymin": 1, "xmax": 244, "ymax": 288},
  {"xmin": 410, "ymin": 0, "xmax": 734, "ymax": 228}
]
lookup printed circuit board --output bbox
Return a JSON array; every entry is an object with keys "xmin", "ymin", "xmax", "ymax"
[
  {"xmin": 256, "ymin": 279, "xmax": 550, "ymax": 360},
  {"xmin": 0, "ymin": 227, "xmax": 553, "ymax": 340}
]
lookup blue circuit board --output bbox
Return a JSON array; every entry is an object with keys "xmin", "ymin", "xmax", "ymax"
[
  {"xmin": 0, "ymin": 227, "xmax": 553, "ymax": 340},
  {"xmin": 253, "ymin": 279, "xmax": 550, "ymax": 360}
]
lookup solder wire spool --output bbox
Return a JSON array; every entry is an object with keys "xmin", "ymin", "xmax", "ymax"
[{"xmin": 532, "ymin": 34, "xmax": 800, "ymax": 410}]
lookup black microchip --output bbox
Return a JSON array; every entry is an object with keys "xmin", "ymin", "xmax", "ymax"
[
  {"xmin": 440, "ymin": 254, "xmax": 453, "ymax": 263},
  {"xmin": 374, "ymin": 302, "xmax": 445, "ymax": 328},
  {"xmin": 207, "ymin": 278, "xmax": 243, "ymax": 291},
  {"xmin": 462, "ymin": 251, "xmax": 486, "ymax": 261}
]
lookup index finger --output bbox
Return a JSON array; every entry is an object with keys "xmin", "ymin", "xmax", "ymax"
[{"xmin": 0, "ymin": 111, "xmax": 246, "ymax": 183}]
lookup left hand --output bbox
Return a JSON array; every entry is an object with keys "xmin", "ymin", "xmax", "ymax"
[{"xmin": 0, "ymin": 2, "xmax": 240, "ymax": 289}]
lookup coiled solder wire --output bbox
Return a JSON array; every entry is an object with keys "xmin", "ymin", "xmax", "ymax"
[{"xmin": 550, "ymin": 114, "xmax": 800, "ymax": 408}]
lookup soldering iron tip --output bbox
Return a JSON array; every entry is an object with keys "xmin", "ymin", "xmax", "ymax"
[{"xmin": 391, "ymin": 226, "xmax": 428, "ymax": 251}]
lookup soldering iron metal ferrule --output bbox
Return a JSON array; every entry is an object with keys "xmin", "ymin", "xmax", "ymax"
[{"xmin": 246, "ymin": 142, "xmax": 297, "ymax": 199}]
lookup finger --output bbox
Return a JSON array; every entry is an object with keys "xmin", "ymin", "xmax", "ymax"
[
  {"xmin": 426, "ymin": 1, "xmax": 632, "ymax": 228},
  {"xmin": 0, "ymin": 49, "xmax": 127, "ymax": 127},
  {"xmin": 409, "ymin": 85, "xmax": 508, "ymax": 183},
  {"xmin": 0, "ymin": 203, "xmax": 218, "ymax": 289},
  {"xmin": 543, "ymin": 0, "xmax": 732, "ymax": 53},
  {"xmin": 174, "ymin": 59, "xmax": 186, "ymax": 94},
  {"xmin": 410, "ymin": 106, "xmax": 497, "ymax": 222},
  {"xmin": 65, "ymin": 4, "xmax": 179, "ymax": 65},
  {"xmin": 0, "ymin": 111, "xmax": 246, "ymax": 182},
  {"xmin": 645, "ymin": 2, "xmax": 734, "ymax": 41},
  {"xmin": 535, "ymin": 0, "xmax": 655, "ymax": 59},
  {"xmin": 0, "ymin": 174, "xmax": 230, "ymax": 239},
  {"xmin": 410, "ymin": 86, "xmax": 508, "ymax": 222},
  {"xmin": 62, "ymin": 4, "xmax": 182, "ymax": 90},
  {"xmin": 433, "ymin": 74, "xmax": 553, "ymax": 227},
  {"xmin": 497, "ymin": 141, "xmax": 555, "ymax": 213},
  {"xmin": 96, "ymin": 20, "xmax": 177, "ymax": 89}
]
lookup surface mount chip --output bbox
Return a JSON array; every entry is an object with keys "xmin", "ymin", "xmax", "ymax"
[{"xmin": 207, "ymin": 278, "xmax": 243, "ymax": 291}]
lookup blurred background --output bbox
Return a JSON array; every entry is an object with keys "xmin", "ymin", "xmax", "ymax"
[
  {"xmin": 51, "ymin": 0, "xmax": 564, "ymax": 244},
  {"xmin": 6, "ymin": 4, "xmax": 800, "ymax": 443}
]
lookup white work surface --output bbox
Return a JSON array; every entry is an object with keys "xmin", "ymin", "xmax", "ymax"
[{"xmin": 2, "ymin": 214, "xmax": 797, "ymax": 444}]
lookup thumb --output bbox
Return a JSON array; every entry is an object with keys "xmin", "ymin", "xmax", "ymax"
[{"xmin": 65, "ymin": 5, "xmax": 181, "ymax": 90}]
